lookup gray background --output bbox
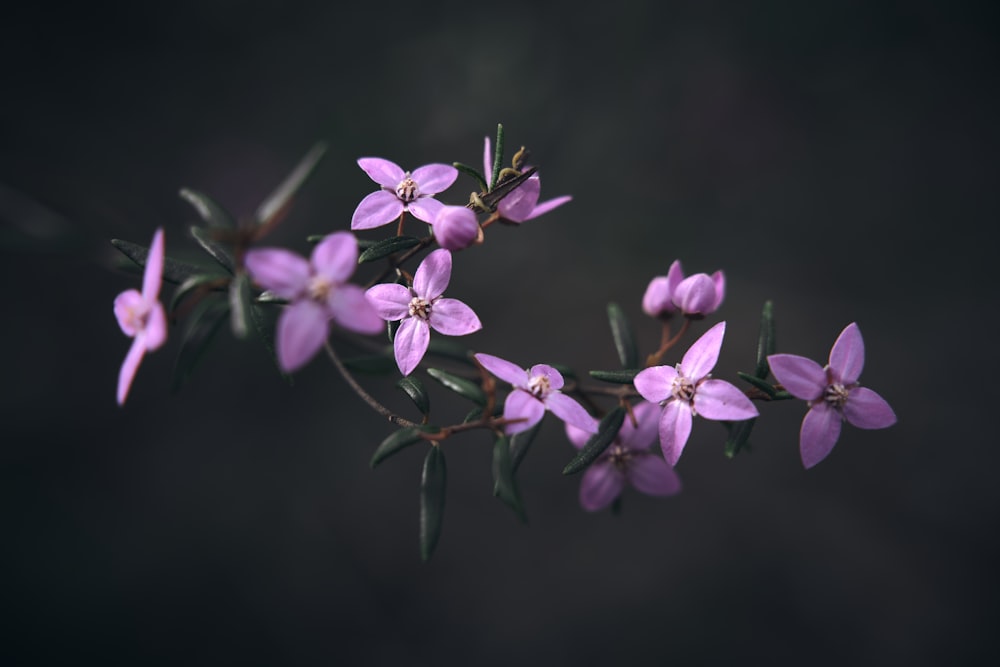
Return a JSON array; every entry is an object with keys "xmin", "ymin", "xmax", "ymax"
[{"xmin": 2, "ymin": 1, "xmax": 997, "ymax": 665}]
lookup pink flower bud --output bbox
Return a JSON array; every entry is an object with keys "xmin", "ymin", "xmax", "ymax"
[{"xmin": 432, "ymin": 205, "xmax": 480, "ymax": 251}]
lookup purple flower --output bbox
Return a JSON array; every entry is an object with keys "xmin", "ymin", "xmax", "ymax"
[
  {"xmin": 634, "ymin": 321, "xmax": 758, "ymax": 465},
  {"xmin": 114, "ymin": 227, "xmax": 168, "ymax": 405},
  {"xmin": 244, "ymin": 231, "xmax": 383, "ymax": 373},
  {"xmin": 473, "ymin": 352, "xmax": 597, "ymax": 436},
  {"xmin": 366, "ymin": 249, "xmax": 482, "ymax": 376},
  {"xmin": 483, "ymin": 137, "xmax": 571, "ymax": 223},
  {"xmin": 351, "ymin": 157, "xmax": 458, "ymax": 230},
  {"xmin": 431, "ymin": 205, "xmax": 481, "ymax": 251},
  {"xmin": 642, "ymin": 260, "xmax": 725, "ymax": 319},
  {"xmin": 767, "ymin": 322, "xmax": 896, "ymax": 469},
  {"xmin": 565, "ymin": 401, "xmax": 682, "ymax": 511},
  {"xmin": 642, "ymin": 259, "xmax": 684, "ymax": 318}
]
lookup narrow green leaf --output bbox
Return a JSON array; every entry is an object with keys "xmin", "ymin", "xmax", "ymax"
[
  {"xmin": 248, "ymin": 300, "xmax": 292, "ymax": 384},
  {"xmin": 754, "ymin": 300, "xmax": 776, "ymax": 379},
  {"xmin": 492, "ymin": 435, "xmax": 527, "ymax": 523},
  {"xmin": 170, "ymin": 297, "xmax": 229, "ymax": 393},
  {"xmin": 358, "ymin": 235, "xmax": 422, "ymax": 263},
  {"xmin": 724, "ymin": 418, "xmax": 756, "ymax": 458},
  {"xmin": 397, "ymin": 376, "xmax": 430, "ymax": 417},
  {"xmin": 562, "ymin": 407, "xmax": 626, "ymax": 475},
  {"xmin": 737, "ymin": 371, "xmax": 777, "ymax": 398},
  {"xmin": 478, "ymin": 167, "xmax": 536, "ymax": 211},
  {"xmin": 370, "ymin": 426, "xmax": 434, "ymax": 469},
  {"xmin": 588, "ymin": 369, "xmax": 640, "ymax": 384},
  {"xmin": 111, "ymin": 238, "xmax": 210, "ymax": 285},
  {"xmin": 510, "ymin": 421, "xmax": 542, "ymax": 473},
  {"xmin": 255, "ymin": 142, "xmax": 328, "ymax": 225},
  {"xmin": 387, "ymin": 319, "xmax": 399, "ymax": 343},
  {"xmin": 190, "ymin": 226, "xmax": 235, "ymax": 275},
  {"xmin": 178, "ymin": 188, "xmax": 236, "ymax": 229},
  {"xmin": 255, "ymin": 290, "xmax": 288, "ymax": 304},
  {"xmin": 228, "ymin": 270, "xmax": 252, "ymax": 339},
  {"xmin": 419, "ymin": 446, "xmax": 447, "ymax": 563},
  {"xmin": 607, "ymin": 302, "xmax": 638, "ymax": 369},
  {"xmin": 426, "ymin": 368, "xmax": 486, "ymax": 406},
  {"xmin": 490, "ymin": 123, "xmax": 505, "ymax": 191},
  {"xmin": 425, "ymin": 339, "xmax": 475, "ymax": 365},
  {"xmin": 453, "ymin": 161, "xmax": 488, "ymax": 193},
  {"xmin": 168, "ymin": 273, "xmax": 227, "ymax": 314}
]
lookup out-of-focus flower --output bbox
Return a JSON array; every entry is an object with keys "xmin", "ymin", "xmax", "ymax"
[
  {"xmin": 366, "ymin": 249, "xmax": 481, "ymax": 376},
  {"xmin": 565, "ymin": 401, "xmax": 682, "ymax": 511},
  {"xmin": 634, "ymin": 321, "xmax": 758, "ymax": 465},
  {"xmin": 351, "ymin": 158, "xmax": 458, "ymax": 230},
  {"xmin": 245, "ymin": 231, "xmax": 383, "ymax": 373},
  {"xmin": 474, "ymin": 352, "xmax": 597, "ymax": 435},
  {"xmin": 768, "ymin": 322, "xmax": 896, "ymax": 469},
  {"xmin": 431, "ymin": 205, "xmax": 480, "ymax": 251},
  {"xmin": 483, "ymin": 137, "xmax": 571, "ymax": 223},
  {"xmin": 114, "ymin": 227, "xmax": 168, "ymax": 405}
]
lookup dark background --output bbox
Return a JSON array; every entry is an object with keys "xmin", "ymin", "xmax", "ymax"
[{"xmin": 3, "ymin": 1, "xmax": 997, "ymax": 665}]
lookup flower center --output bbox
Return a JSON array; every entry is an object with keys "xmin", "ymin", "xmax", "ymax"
[
  {"xmin": 395, "ymin": 175, "xmax": 420, "ymax": 202},
  {"xmin": 527, "ymin": 374, "xmax": 551, "ymax": 399},
  {"xmin": 607, "ymin": 444, "xmax": 632, "ymax": 470},
  {"xmin": 308, "ymin": 275, "xmax": 334, "ymax": 302},
  {"xmin": 122, "ymin": 302, "xmax": 151, "ymax": 332},
  {"xmin": 408, "ymin": 296, "xmax": 432, "ymax": 320},
  {"xmin": 670, "ymin": 374, "xmax": 696, "ymax": 403},
  {"xmin": 824, "ymin": 383, "xmax": 850, "ymax": 409}
]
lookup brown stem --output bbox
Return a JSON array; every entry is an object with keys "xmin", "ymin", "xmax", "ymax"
[{"xmin": 324, "ymin": 340, "xmax": 419, "ymax": 428}]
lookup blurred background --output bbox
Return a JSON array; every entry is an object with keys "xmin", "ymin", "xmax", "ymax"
[{"xmin": 2, "ymin": 1, "xmax": 997, "ymax": 664}]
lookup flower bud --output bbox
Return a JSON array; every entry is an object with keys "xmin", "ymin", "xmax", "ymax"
[
  {"xmin": 641, "ymin": 260, "xmax": 685, "ymax": 319},
  {"xmin": 432, "ymin": 205, "xmax": 481, "ymax": 251},
  {"xmin": 672, "ymin": 270, "xmax": 725, "ymax": 318}
]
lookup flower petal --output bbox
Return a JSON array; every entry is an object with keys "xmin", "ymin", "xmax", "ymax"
[
  {"xmin": 428, "ymin": 298, "xmax": 481, "ymax": 336},
  {"xmin": 364, "ymin": 283, "xmax": 412, "ymax": 321},
  {"xmin": 351, "ymin": 190, "xmax": 404, "ymax": 230},
  {"xmin": 276, "ymin": 300, "xmax": 329, "ymax": 373},
  {"xmin": 710, "ymin": 270, "xmax": 725, "ymax": 311},
  {"xmin": 694, "ymin": 379, "xmax": 758, "ymax": 421},
  {"xmin": 529, "ymin": 364, "xmax": 565, "ymax": 391},
  {"xmin": 829, "ymin": 322, "xmax": 865, "ymax": 385},
  {"xmin": 799, "ymin": 402, "xmax": 843, "ymax": 469},
  {"xmin": 329, "ymin": 284, "xmax": 384, "ymax": 335},
  {"xmin": 844, "ymin": 387, "xmax": 897, "ymax": 429},
  {"xmin": 579, "ymin": 462, "xmax": 625, "ymax": 511},
  {"xmin": 525, "ymin": 195, "xmax": 572, "ymax": 220},
  {"xmin": 413, "ymin": 248, "xmax": 451, "ymax": 300},
  {"xmin": 673, "ymin": 274, "xmax": 718, "ymax": 315},
  {"xmin": 310, "ymin": 231, "xmax": 358, "ymax": 284},
  {"xmin": 767, "ymin": 353, "xmax": 826, "ymax": 401},
  {"xmin": 680, "ymin": 321, "xmax": 725, "ymax": 381},
  {"xmin": 407, "ymin": 196, "xmax": 445, "ymax": 224},
  {"xmin": 642, "ymin": 276, "xmax": 676, "ymax": 318},
  {"xmin": 618, "ymin": 401, "xmax": 660, "ymax": 451},
  {"xmin": 658, "ymin": 400, "xmax": 693, "ymax": 466},
  {"xmin": 410, "ymin": 163, "xmax": 458, "ymax": 195},
  {"xmin": 117, "ymin": 336, "xmax": 147, "ymax": 406},
  {"xmin": 483, "ymin": 136, "xmax": 493, "ymax": 183},
  {"xmin": 565, "ymin": 418, "xmax": 600, "ymax": 449},
  {"xmin": 357, "ymin": 157, "xmax": 404, "ymax": 187},
  {"xmin": 627, "ymin": 453, "xmax": 682, "ymax": 497},
  {"xmin": 393, "ymin": 317, "xmax": 430, "ymax": 376},
  {"xmin": 498, "ymin": 176, "xmax": 540, "ymax": 222},
  {"xmin": 143, "ymin": 302, "xmax": 168, "ymax": 351},
  {"xmin": 244, "ymin": 248, "xmax": 310, "ymax": 298},
  {"xmin": 545, "ymin": 392, "xmax": 597, "ymax": 433},
  {"xmin": 666, "ymin": 260, "xmax": 685, "ymax": 292},
  {"xmin": 633, "ymin": 365, "xmax": 678, "ymax": 403},
  {"xmin": 503, "ymin": 389, "xmax": 546, "ymax": 435},
  {"xmin": 142, "ymin": 227, "xmax": 165, "ymax": 302},
  {"xmin": 474, "ymin": 353, "xmax": 528, "ymax": 387},
  {"xmin": 114, "ymin": 289, "xmax": 144, "ymax": 337},
  {"xmin": 430, "ymin": 205, "xmax": 480, "ymax": 251}
]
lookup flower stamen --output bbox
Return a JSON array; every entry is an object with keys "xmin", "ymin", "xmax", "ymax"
[
  {"xmin": 408, "ymin": 296, "xmax": 432, "ymax": 320},
  {"xmin": 527, "ymin": 374, "xmax": 551, "ymax": 399},
  {"xmin": 395, "ymin": 175, "xmax": 420, "ymax": 202}
]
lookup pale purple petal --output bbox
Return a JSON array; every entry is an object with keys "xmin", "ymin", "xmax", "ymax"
[
  {"xmin": 117, "ymin": 336, "xmax": 146, "ymax": 406},
  {"xmin": 329, "ymin": 284, "xmax": 384, "ymax": 335},
  {"xmin": 357, "ymin": 157, "xmax": 404, "ymax": 188},
  {"xmin": 618, "ymin": 401, "xmax": 660, "ymax": 451},
  {"xmin": 529, "ymin": 364, "xmax": 565, "ymax": 391},
  {"xmin": 393, "ymin": 317, "xmax": 430, "ymax": 376},
  {"xmin": 474, "ymin": 353, "xmax": 528, "ymax": 387},
  {"xmin": 407, "ymin": 196, "xmax": 445, "ymax": 224},
  {"xmin": 351, "ymin": 190, "xmax": 404, "ymax": 230},
  {"xmin": 829, "ymin": 322, "xmax": 865, "ymax": 385},
  {"xmin": 658, "ymin": 400, "xmax": 693, "ymax": 466},
  {"xmin": 525, "ymin": 195, "xmax": 572, "ymax": 220},
  {"xmin": 431, "ymin": 205, "xmax": 480, "ymax": 251},
  {"xmin": 276, "ymin": 299, "xmax": 330, "ymax": 373},
  {"xmin": 710, "ymin": 270, "xmax": 725, "ymax": 311},
  {"xmin": 310, "ymin": 231, "xmax": 358, "ymax": 284},
  {"xmin": 680, "ymin": 321, "xmax": 725, "ymax": 381},
  {"xmin": 565, "ymin": 419, "xmax": 600, "ymax": 449},
  {"xmin": 428, "ymin": 298, "xmax": 481, "ymax": 336},
  {"xmin": 364, "ymin": 283, "xmax": 412, "ymax": 321},
  {"xmin": 633, "ymin": 365, "xmax": 677, "ymax": 403},
  {"xmin": 667, "ymin": 260, "xmax": 685, "ymax": 292},
  {"xmin": 694, "ymin": 379, "xmax": 758, "ymax": 421},
  {"xmin": 483, "ymin": 137, "xmax": 493, "ymax": 182},
  {"xmin": 767, "ymin": 353, "xmax": 826, "ymax": 401},
  {"xmin": 143, "ymin": 302, "xmax": 167, "ymax": 351},
  {"xmin": 142, "ymin": 227, "xmax": 165, "ymax": 302},
  {"xmin": 410, "ymin": 163, "xmax": 458, "ymax": 194},
  {"xmin": 843, "ymin": 387, "xmax": 897, "ymax": 429},
  {"xmin": 244, "ymin": 248, "xmax": 310, "ymax": 298},
  {"xmin": 627, "ymin": 454, "xmax": 682, "ymax": 497},
  {"xmin": 114, "ymin": 289, "xmax": 144, "ymax": 337},
  {"xmin": 498, "ymin": 176, "xmax": 540, "ymax": 222},
  {"xmin": 503, "ymin": 389, "xmax": 546, "ymax": 435},
  {"xmin": 673, "ymin": 274, "xmax": 718, "ymax": 315},
  {"xmin": 642, "ymin": 276, "xmax": 675, "ymax": 317},
  {"xmin": 800, "ymin": 402, "xmax": 843, "ymax": 469},
  {"xmin": 412, "ymin": 248, "xmax": 451, "ymax": 300},
  {"xmin": 545, "ymin": 392, "xmax": 597, "ymax": 433},
  {"xmin": 579, "ymin": 463, "xmax": 625, "ymax": 511}
]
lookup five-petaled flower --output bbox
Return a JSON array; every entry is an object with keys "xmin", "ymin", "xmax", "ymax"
[
  {"xmin": 633, "ymin": 321, "xmax": 758, "ymax": 465},
  {"xmin": 351, "ymin": 157, "xmax": 458, "ymax": 230},
  {"xmin": 244, "ymin": 231, "xmax": 383, "ymax": 373},
  {"xmin": 366, "ymin": 249, "xmax": 482, "ymax": 376},
  {"xmin": 565, "ymin": 401, "xmax": 682, "ymax": 511},
  {"xmin": 483, "ymin": 137, "xmax": 571, "ymax": 223},
  {"xmin": 767, "ymin": 322, "xmax": 896, "ymax": 469},
  {"xmin": 642, "ymin": 260, "xmax": 725, "ymax": 319},
  {"xmin": 473, "ymin": 352, "xmax": 597, "ymax": 436},
  {"xmin": 114, "ymin": 227, "xmax": 168, "ymax": 405}
]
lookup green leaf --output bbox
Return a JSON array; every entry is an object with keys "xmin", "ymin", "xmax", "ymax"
[
  {"xmin": 737, "ymin": 371, "xmax": 777, "ymax": 398},
  {"xmin": 607, "ymin": 302, "xmax": 638, "ymax": 369},
  {"xmin": 724, "ymin": 418, "xmax": 756, "ymax": 458},
  {"xmin": 462, "ymin": 404, "xmax": 503, "ymax": 424},
  {"xmin": 228, "ymin": 270, "xmax": 252, "ymax": 339},
  {"xmin": 397, "ymin": 376, "xmax": 430, "ymax": 417},
  {"xmin": 562, "ymin": 406, "xmax": 626, "ymax": 475},
  {"xmin": 248, "ymin": 300, "xmax": 292, "ymax": 384},
  {"xmin": 588, "ymin": 369, "xmax": 640, "ymax": 384},
  {"xmin": 190, "ymin": 225, "xmax": 235, "ymax": 275},
  {"xmin": 111, "ymin": 238, "xmax": 211, "ymax": 285},
  {"xmin": 370, "ymin": 426, "xmax": 434, "ymax": 469},
  {"xmin": 168, "ymin": 273, "xmax": 227, "ymax": 314},
  {"xmin": 420, "ymin": 446, "xmax": 447, "ymax": 563},
  {"xmin": 490, "ymin": 123, "xmax": 505, "ymax": 191},
  {"xmin": 426, "ymin": 368, "xmax": 486, "ymax": 406},
  {"xmin": 170, "ymin": 297, "xmax": 229, "ymax": 393},
  {"xmin": 453, "ymin": 161, "xmax": 488, "ymax": 193},
  {"xmin": 426, "ymin": 339, "xmax": 475, "ymax": 365},
  {"xmin": 178, "ymin": 188, "xmax": 236, "ymax": 229},
  {"xmin": 255, "ymin": 142, "xmax": 328, "ymax": 225},
  {"xmin": 754, "ymin": 300, "xmax": 776, "ymax": 379},
  {"xmin": 478, "ymin": 167, "xmax": 536, "ymax": 211},
  {"xmin": 358, "ymin": 235, "xmax": 422, "ymax": 263},
  {"xmin": 492, "ymin": 435, "xmax": 527, "ymax": 523},
  {"xmin": 510, "ymin": 421, "xmax": 542, "ymax": 473}
]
